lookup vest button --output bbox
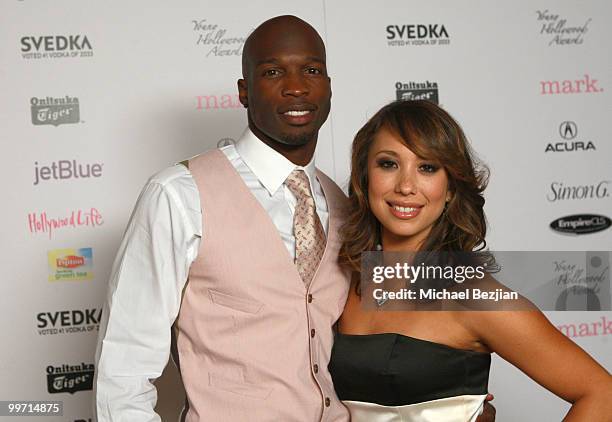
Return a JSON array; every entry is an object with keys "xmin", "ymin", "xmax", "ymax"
[
  {"xmin": 325, "ymin": 397, "xmax": 331, "ymax": 407},
  {"xmin": 313, "ymin": 364, "xmax": 319, "ymax": 373},
  {"xmin": 307, "ymin": 294, "xmax": 313, "ymax": 303},
  {"xmin": 310, "ymin": 329, "xmax": 315, "ymax": 338}
]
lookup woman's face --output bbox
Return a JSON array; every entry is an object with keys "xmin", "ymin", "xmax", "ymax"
[{"xmin": 367, "ymin": 127, "xmax": 451, "ymax": 251}]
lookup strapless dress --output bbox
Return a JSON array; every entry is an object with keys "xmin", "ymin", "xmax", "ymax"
[{"xmin": 329, "ymin": 333, "xmax": 491, "ymax": 422}]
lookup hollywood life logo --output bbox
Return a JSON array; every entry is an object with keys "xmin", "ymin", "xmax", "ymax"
[
  {"xmin": 195, "ymin": 93, "xmax": 243, "ymax": 110},
  {"xmin": 536, "ymin": 9, "xmax": 592, "ymax": 46},
  {"xmin": 48, "ymin": 248, "xmax": 93, "ymax": 282},
  {"xmin": 46, "ymin": 363, "xmax": 94, "ymax": 394},
  {"xmin": 547, "ymin": 180, "xmax": 610, "ymax": 202},
  {"xmin": 33, "ymin": 160, "xmax": 103, "ymax": 186},
  {"xmin": 28, "ymin": 208, "xmax": 104, "ymax": 239},
  {"xmin": 21, "ymin": 35, "xmax": 93, "ymax": 60},
  {"xmin": 550, "ymin": 214, "xmax": 611, "ymax": 235},
  {"xmin": 545, "ymin": 121, "xmax": 596, "ymax": 152},
  {"xmin": 192, "ymin": 19, "xmax": 246, "ymax": 58},
  {"xmin": 386, "ymin": 24, "xmax": 450, "ymax": 47},
  {"xmin": 31, "ymin": 96, "xmax": 80, "ymax": 126},
  {"xmin": 395, "ymin": 81, "xmax": 439, "ymax": 104},
  {"xmin": 37, "ymin": 308, "xmax": 101, "ymax": 336},
  {"xmin": 540, "ymin": 74, "xmax": 603, "ymax": 95}
]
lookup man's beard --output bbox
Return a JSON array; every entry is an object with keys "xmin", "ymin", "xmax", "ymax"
[{"xmin": 277, "ymin": 129, "xmax": 317, "ymax": 147}]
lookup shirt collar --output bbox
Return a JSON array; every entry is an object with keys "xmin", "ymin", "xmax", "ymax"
[{"xmin": 235, "ymin": 128, "xmax": 318, "ymax": 196}]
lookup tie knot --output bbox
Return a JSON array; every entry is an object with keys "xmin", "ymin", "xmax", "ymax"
[{"xmin": 285, "ymin": 169, "xmax": 313, "ymax": 200}]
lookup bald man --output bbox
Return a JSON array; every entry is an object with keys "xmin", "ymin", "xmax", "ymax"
[{"xmin": 95, "ymin": 15, "xmax": 350, "ymax": 422}]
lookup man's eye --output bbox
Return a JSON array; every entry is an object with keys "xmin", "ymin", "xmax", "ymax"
[
  {"xmin": 377, "ymin": 159, "xmax": 397, "ymax": 169},
  {"xmin": 305, "ymin": 67, "xmax": 322, "ymax": 75},
  {"xmin": 419, "ymin": 163, "xmax": 439, "ymax": 173},
  {"xmin": 263, "ymin": 69, "xmax": 280, "ymax": 77}
]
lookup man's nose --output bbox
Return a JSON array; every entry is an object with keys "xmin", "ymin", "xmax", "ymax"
[{"xmin": 282, "ymin": 72, "xmax": 308, "ymax": 97}]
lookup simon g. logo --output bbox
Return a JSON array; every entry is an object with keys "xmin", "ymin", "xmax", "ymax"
[
  {"xmin": 547, "ymin": 180, "xmax": 610, "ymax": 202},
  {"xmin": 31, "ymin": 96, "xmax": 80, "ymax": 126},
  {"xmin": 21, "ymin": 35, "xmax": 93, "ymax": 59},
  {"xmin": 396, "ymin": 81, "xmax": 439, "ymax": 104}
]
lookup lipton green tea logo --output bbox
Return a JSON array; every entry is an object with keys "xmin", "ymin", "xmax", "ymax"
[{"xmin": 48, "ymin": 248, "xmax": 93, "ymax": 281}]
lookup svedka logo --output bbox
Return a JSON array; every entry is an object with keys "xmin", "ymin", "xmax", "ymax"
[
  {"xmin": 550, "ymin": 214, "xmax": 611, "ymax": 235},
  {"xmin": 28, "ymin": 208, "xmax": 104, "ymax": 239},
  {"xmin": 31, "ymin": 96, "xmax": 80, "ymax": 126},
  {"xmin": 34, "ymin": 160, "xmax": 104, "ymax": 186},
  {"xmin": 21, "ymin": 35, "xmax": 93, "ymax": 60},
  {"xmin": 46, "ymin": 363, "xmax": 94, "ymax": 394},
  {"xmin": 192, "ymin": 19, "xmax": 246, "ymax": 57},
  {"xmin": 48, "ymin": 248, "xmax": 93, "ymax": 281},
  {"xmin": 37, "ymin": 308, "xmax": 101, "ymax": 335},
  {"xmin": 396, "ymin": 81, "xmax": 439, "ymax": 104},
  {"xmin": 547, "ymin": 181, "xmax": 610, "ymax": 202},
  {"xmin": 545, "ymin": 121, "xmax": 596, "ymax": 152},
  {"xmin": 536, "ymin": 9, "xmax": 592, "ymax": 46},
  {"xmin": 540, "ymin": 74, "xmax": 602, "ymax": 95},
  {"xmin": 386, "ymin": 24, "xmax": 450, "ymax": 47}
]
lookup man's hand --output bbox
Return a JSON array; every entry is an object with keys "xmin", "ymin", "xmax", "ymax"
[{"xmin": 476, "ymin": 394, "xmax": 496, "ymax": 422}]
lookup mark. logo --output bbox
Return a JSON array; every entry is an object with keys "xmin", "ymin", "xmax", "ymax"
[
  {"xmin": 386, "ymin": 24, "xmax": 450, "ymax": 47},
  {"xmin": 195, "ymin": 94, "xmax": 242, "ymax": 110},
  {"xmin": 21, "ymin": 35, "xmax": 93, "ymax": 60},
  {"xmin": 31, "ymin": 96, "xmax": 80, "ymax": 126},
  {"xmin": 48, "ymin": 248, "xmax": 93, "ymax": 282},
  {"xmin": 395, "ymin": 81, "xmax": 439, "ymax": 104},
  {"xmin": 540, "ymin": 74, "xmax": 602, "ymax": 95},
  {"xmin": 550, "ymin": 214, "xmax": 611, "ymax": 235},
  {"xmin": 46, "ymin": 363, "xmax": 94, "ymax": 394}
]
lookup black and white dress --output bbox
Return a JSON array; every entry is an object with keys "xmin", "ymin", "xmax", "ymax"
[{"xmin": 329, "ymin": 333, "xmax": 491, "ymax": 422}]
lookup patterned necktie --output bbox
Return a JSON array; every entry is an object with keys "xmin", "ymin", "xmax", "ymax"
[{"xmin": 285, "ymin": 169, "xmax": 326, "ymax": 286}]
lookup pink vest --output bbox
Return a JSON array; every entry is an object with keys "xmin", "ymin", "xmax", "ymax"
[{"xmin": 173, "ymin": 150, "xmax": 351, "ymax": 422}]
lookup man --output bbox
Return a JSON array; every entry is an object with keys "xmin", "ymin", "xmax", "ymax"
[{"xmin": 94, "ymin": 15, "xmax": 495, "ymax": 421}]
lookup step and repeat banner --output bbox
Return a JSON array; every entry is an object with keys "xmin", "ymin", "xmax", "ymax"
[{"xmin": 0, "ymin": 0, "xmax": 610, "ymax": 421}]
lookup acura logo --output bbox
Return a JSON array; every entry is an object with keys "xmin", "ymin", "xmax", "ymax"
[{"xmin": 559, "ymin": 121, "xmax": 577, "ymax": 140}]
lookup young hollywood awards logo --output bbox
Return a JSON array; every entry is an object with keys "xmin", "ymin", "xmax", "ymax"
[
  {"xmin": 48, "ymin": 248, "xmax": 93, "ymax": 282},
  {"xmin": 395, "ymin": 81, "xmax": 439, "ymax": 104},
  {"xmin": 386, "ymin": 24, "xmax": 450, "ymax": 46},
  {"xmin": 545, "ymin": 121, "xmax": 596, "ymax": 152},
  {"xmin": 33, "ymin": 160, "xmax": 104, "ymax": 186},
  {"xmin": 28, "ymin": 208, "xmax": 104, "ymax": 239},
  {"xmin": 540, "ymin": 74, "xmax": 603, "ymax": 95},
  {"xmin": 21, "ymin": 35, "xmax": 93, "ymax": 60},
  {"xmin": 46, "ymin": 363, "xmax": 94, "ymax": 394},
  {"xmin": 37, "ymin": 308, "xmax": 101, "ymax": 335},
  {"xmin": 536, "ymin": 9, "xmax": 592, "ymax": 46},
  {"xmin": 192, "ymin": 19, "xmax": 246, "ymax": 57},
  {"xmin": 31, "ymin": 96, "xmax": 80, "ymax": 126}
]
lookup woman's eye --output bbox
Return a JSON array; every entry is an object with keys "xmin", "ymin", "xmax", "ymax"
[
  {"xmin": 419, "ymin": 163, "xmax": 439, "ymax": 173},
  {"xmin": 377, "ymin": 159, "xmax": 397, "ymax": 169}
]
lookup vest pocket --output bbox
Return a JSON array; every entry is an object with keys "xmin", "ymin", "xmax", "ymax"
[
  {"xmin": 208, "ymin": 372, "xmax": 272, "ymax": 399},
  {"xmin": 208, "ymin": 289, "xmax": 264, "ymax": 314}
]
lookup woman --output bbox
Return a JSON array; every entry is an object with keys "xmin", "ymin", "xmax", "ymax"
[{"xmin": 329, "ymin": 100, "xmax": 612, "ymax": 421}]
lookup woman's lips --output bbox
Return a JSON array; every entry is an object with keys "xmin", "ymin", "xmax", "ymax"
[{"xmin": 388, "ymin": 202, "xmax": 422, "ymax": 219}]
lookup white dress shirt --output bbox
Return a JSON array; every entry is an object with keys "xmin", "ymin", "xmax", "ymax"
[{"xmin": 94, "ymin": 128, "xmax": 329, "ymax": 421}]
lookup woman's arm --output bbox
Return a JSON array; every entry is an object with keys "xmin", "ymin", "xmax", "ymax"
[{"xmin": 465, "ymin": 309, "xmax": 612, "ymax": 421}]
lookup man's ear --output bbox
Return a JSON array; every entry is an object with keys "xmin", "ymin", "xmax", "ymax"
[{"xmin": 237, "ymin": 79, "xmax": 248, "ymax": 108}]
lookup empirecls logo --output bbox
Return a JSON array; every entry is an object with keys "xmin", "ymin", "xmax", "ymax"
[
  {"xmin": 396, "ymin": 81, "xmax": 439, "ymax": 104},
  {"xmin": 46, "ymin": 363, "xmax": 94, "ymax": 394},
  {"xmin": 48, "ymin": 248, "xmax": 93, "ymax": 282},
  {"xmin": 21, "ymin": 35, "xmax": 93, "ymax": 60},
  {"xmin": 31, "ymin": 96, "xmax": 80, "ymax": 126},
  {"xmin": 386, "ymin": 24, "xmax": 450, "ymax": 47},
  {"xmin": 550, "ymin": 215, "xmax": 611, "ymax": 235}
]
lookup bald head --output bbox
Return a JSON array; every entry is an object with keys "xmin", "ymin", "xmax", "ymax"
[{"xmin": 242, "ymin": 15, "xmax": 326, "ymax": 78}]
